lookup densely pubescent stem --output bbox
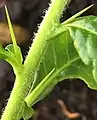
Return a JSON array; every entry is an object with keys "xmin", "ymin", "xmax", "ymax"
[
  {"xmin": 23, "ymin": 0, "xmax": 70, "ymax": 95},
  {"xmin": 1, "ymin": 0, "xmax": 70, "ymax": 120}
]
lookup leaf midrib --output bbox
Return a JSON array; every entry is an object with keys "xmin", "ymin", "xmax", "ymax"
[
  {"xmin": 66, "ymin": 24, "xmax": 97, "ymax": 36},
  {"xmin": 51, "ymin": 56, "xmax": 80, "ymax": 80}
]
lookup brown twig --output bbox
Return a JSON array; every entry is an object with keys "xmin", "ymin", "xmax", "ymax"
[{"xmin": 57, "ymin": 99, "xmax": 80, "ymax": 119}]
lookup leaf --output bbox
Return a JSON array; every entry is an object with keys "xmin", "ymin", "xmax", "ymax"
[
  {"xmin": 62, "ymin": 4, "xmax": 94, "ymax": 25},
  {"xmin": 35, "ymin": 30, "xmax": 97, "ymax": 88},
  {"xmin": 0, "ymin": 44, "xmax": 9, "ymax": 59},
  {"xmin": 25, "ymin": 27, "xmax": 97, "ymax": 107},
  {"xmin": 4, "ymin": 6, "xmax": 23, "ymax": 72},
  {"xmin": 5, "ymin": 44, "xmax": 23, "ymax": 64},
  {"xmin": 23, "ymin": 103, "xmax": 34, "ymax": 120},
  {"xmin": 49, "ymin": 5, "xmax": 94, "ymax": 40},
  {"xmin": 5, "ymin": 6, "xmax": 23, "ymax": 65},
  {"xmin": 5, "ymin": 6, "xmax": 18, "ymax": 53},
  {"xmin": 65, "ymin": 16, "xmax": 97, "ymax": 83}
]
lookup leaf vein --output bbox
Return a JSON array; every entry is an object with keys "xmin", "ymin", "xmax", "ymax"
[
  {"xmin": 66, "ymin": 24, "xmax": 97, "ymax": 36},
  {"xmin": 52, "ymin": 42, "xmax": 58, "ymax": 70},
  {"xmin": 71, "ymin": 64, "xmax": 93, "ymax": 79},
  {"xmin": 65, "ymin": 31, "xmax": 70, "ymax": 62}
]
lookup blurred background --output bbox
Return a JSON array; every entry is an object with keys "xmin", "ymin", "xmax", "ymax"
[{"xmin": 0, "ymin": 0, "xmax": 97, "ymax": 120}]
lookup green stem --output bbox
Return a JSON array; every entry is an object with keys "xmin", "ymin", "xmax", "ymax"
[
  {"xmin": 1, "ymin": 0, "xmax": 70, "ymax": 120},
  {"xmin": 1, "ymin": 73, "xmax": 25, "ymax": 120},
  {"xmin": 24, "ymin": 0, "xmax": 70, "ymax": 81}
]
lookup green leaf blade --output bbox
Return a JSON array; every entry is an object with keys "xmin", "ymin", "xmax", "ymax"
[
  {"xmin": 34, "ymin": 30, "xmax": 95, "ymax": 88},
  {"xmin": 23, "ymin": 103, "xmax": 34, "ymax": 120},
  {"xmin": 5, "ymin": 6, "xmax": 23, "ymax": 64},
  {"xmin": 0, "ymin": 44, "xmax": 9, "ymax": 59},
  {"xmin": 25, "ymin": 25, "xmax": 97, "ymax": 107},
  {"xmin": 5, "ymin": 6, "xmax": 17, "ymax": 52},
  {"xmin": 66, "ymin": 16, "xmax": 97, "ymax": 84}
]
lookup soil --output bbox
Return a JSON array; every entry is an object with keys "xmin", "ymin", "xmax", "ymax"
[{"xmin": 0, "ymin": 0, "xmax": 97, "ymax": 120}]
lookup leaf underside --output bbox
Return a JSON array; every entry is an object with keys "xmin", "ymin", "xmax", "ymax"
[
  {"xmin": 28, "ymin": 16, "xmax": 97, "ymax": 106},
  {"xmin": 66, "ymin": 16, "xmax": 97, "ymax": 84}
]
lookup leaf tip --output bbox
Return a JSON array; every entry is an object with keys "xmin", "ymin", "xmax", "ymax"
[
  {"xmin": 88, "ymin": 4, "xmax": 94, "ymax": 9},
  {"xmin": 4, "ymin": 5, "xmax": 7, "ymax": 13}
]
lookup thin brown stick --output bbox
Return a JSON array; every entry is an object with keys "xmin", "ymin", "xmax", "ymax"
[{"xmin": 57, "ymin": 99, "xmax": 80, "ymax": 119}]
